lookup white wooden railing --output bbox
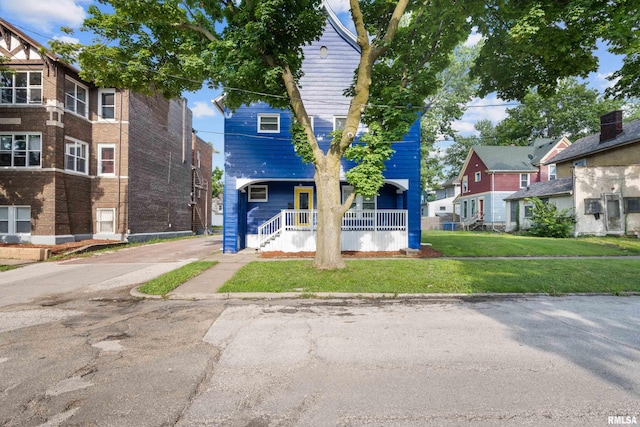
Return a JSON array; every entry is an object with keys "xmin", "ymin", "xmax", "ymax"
[{"xmin": 258, "ymin": 209, "xmax": 407, "ymax": 248}]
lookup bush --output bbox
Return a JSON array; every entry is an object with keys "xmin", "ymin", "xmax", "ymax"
[{"xmin": 526, "ymin": 197, "xmax": 575, "ymax": 238}]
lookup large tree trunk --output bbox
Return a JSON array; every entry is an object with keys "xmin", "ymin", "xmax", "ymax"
[{"xmin": 313, "ymin": 155, "xmax": 347, "ymax": 270}]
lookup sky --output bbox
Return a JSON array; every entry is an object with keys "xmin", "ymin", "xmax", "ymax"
[{"xmin": 0, "ymin": 0, "xmax": 623, "ymax": 172}]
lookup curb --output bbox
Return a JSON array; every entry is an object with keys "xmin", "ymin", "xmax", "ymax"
[{"xmin": 130, "ymin": 289, "xmax": 640, "ymax": 301}]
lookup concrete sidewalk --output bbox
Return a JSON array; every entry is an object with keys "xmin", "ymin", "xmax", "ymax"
[{"xmin": 165, "ymin": 249, "xmax": 260, "ymax": 300}]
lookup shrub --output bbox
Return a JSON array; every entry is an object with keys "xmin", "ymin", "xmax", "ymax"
[{"xmin": 526, "ymin": 197, "xmax": 575, "ymax": 238}]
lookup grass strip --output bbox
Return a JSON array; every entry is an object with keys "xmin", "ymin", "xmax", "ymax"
[
  {"xmin": 137, "ymin": 260, "xmax": 217, "ymax": 296},
  {"xmin": 218, "ymin": 259, "xmax": 640, "ymax": 295},
  {"xmin": 423, "ymin": 231, "xmax": 640, "ymax": 257},
  {"xmin": 0, "ymin": 265, "xmax": 20, "ymax": 273}
]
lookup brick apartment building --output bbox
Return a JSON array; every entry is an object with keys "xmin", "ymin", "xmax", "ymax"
[{"xmin": 0, "ymin": 18, "xmax": 211, "ymax": 244}]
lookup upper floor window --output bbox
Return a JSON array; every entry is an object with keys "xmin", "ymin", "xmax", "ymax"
[
  {"xmin": 0, "ymin": 133, "xmax": 41, "ymax": 167},
  {"xmin": 474, "ymin": 171, "xmax": 481, "ymax": 182},
  {"xmin": 334, "ymin": 116, "xmax": 347, "ymax": 131},
  {"xmin": 98, "ymin": 89, "xmax": 116, "ymax": 120},
  {"xmin": 0, "ymin": 71, "xmax": 42, "ymax": 105},
  {"xmin": 98, "ymin": 144, "xmax": 116, "ymax": 176},
  {"xmin": 462, "ymin": 176, "xmax": 468, "ymax": 193},
  {"xmin": 65, "ymin": 78, "xmax": 88, "ymax": 118},
  {"xmin": 520, "ymin": 173, "xmax": 530, "ymax": 188},
  {"xmin": 65, "ymin": 138, "xmax": 88, "ymax": 174},
  {"xmin": 548, "ymin": 164, "xmax": 557, "ymax": 181},
  {"xmin": 0, "ymin": 206, "xmax": 31, "ymax": 234},
  {"xmin": 573, "ymin": 159, "xmax": 586, "ymax": 167},
  {"xmin": 257, "ymin": 114, "xmax": 279, "ymax": 133}
]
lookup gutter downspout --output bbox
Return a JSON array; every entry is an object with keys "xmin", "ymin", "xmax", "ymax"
[
  {"xmin": 491, "ymin": 172, "xmax": 496, "ymax": 232},
  {"xmin": 118, "ymin": 89, "xmax": 123, "ymax": 239}
]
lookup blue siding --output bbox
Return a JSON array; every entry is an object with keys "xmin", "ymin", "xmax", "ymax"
[{"xmin": 223, "ymin": 13, "xmax": 422, "ymax": 252}]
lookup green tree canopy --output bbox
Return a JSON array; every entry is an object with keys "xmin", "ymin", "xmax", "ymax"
[
  {"xmin": 489, "ymin": 78, "xmax": 623, "ymax": 146},
  {"xmin": 52, "ymin": 0, "xmax": 640, "ymax": 269}
]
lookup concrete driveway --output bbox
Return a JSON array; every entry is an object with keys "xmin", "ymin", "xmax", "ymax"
[{"xmin": 0, "ymin": 236, "xmax": 221, "ymax": 308}]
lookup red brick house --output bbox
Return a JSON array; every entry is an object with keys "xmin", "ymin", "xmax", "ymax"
[
  {"xmin": 0, "ymin": 18, "xmax": 211, "ymax": 244},
  {"xmin": 456, "ymin": 137, "xmax": 571, "ymax": 230}
]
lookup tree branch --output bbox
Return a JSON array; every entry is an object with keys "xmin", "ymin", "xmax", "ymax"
[
  {"xmin": 279, "ymin": 63, "xmax": 325, "ymax": 167},
  {"xmin": 371, "ymin": 0, "xmax": 409, "ymax": 61},
  {"xmin": 171, "ymin": 22, "xmax": 217, "ymax": 42}
]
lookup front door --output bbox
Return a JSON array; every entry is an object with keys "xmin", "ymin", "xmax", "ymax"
[
  {"xmin": 604, "ymin": 194, "xmax": 623, "ymax": 233},
  {"xmin": 478, "ymin": 198, "xmax": 485, "ymax": 219},
  {"xmin": 294, "ymin": 187, "xmax": 313, "ymax": 226}
]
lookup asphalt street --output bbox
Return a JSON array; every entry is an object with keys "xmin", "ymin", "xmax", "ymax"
[{"xmin": 1, "ymin": 238, "xmax": 639, "ymax": 426}]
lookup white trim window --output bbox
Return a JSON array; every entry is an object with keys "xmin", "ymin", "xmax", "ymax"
[
  {"xmin": 257, "ymin": 114, "xmax": 280, "ymax": 133},
  {"xmin": 0, "ymin": 206, "xmax": 31, "ymax": 234},
  {"xmin": 98, "ymin": 144, "xmax": 116, "ymax": 176},
  {"xmin": 248, "ymin": 185, "xmax": 268, "ymax": 202},
  {"xmin": 98, "ymin": 88, "xmax": 116, "ymax": 120},
  {"xmin": 462, "ymin": 175, "xmax": 469, "ymax": 193},
  {"xmin": 333, "ymin": 115, "xmax": 347, "ymax": 131},
  {"xmin": 474, "ymin": 171, "xmax": 481, "ymax": 182},
  {"xmin": 0, "ymin": 71, "xmax": 42, "ymax": 105},
  {"xmin": 65, "ymin": 77, "xmax": 88, "ymax": 118},
  {"xmin": 548, "ymin": 164, "xmax": 557, "ymax": 181},
  {"xmin": 65, "ymin": 138, "xmax": 88, "ymax": 174},
  {"xmin": 0, "ymin": 133, "xmax": 41, "ymax": 167},
  {"xmin": 342, "ymin": 185, "xmax": 376, "ymax": 210},
  {"xmin": 96, "ymin": 208, "xmax": 115, "ymax": 234},
  {"xmin": 520, "ymin": 173, "xmax": 530, "ymax": 188}
]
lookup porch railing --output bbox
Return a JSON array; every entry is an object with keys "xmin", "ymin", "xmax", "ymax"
[{"xmin": 258, "ymin": 209, "xmax": 408, "ymax": 248}]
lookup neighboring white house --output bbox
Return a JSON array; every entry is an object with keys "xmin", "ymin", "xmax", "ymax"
[
  {"xmin": 212, "ymin": 196, "xmax": 223, "ymax": 227},
  {"xmin": 426, "ymin": 179, "xmax": 460, "ymax": 218}
]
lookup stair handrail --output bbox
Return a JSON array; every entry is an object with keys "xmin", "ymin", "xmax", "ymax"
[
  {"xmin": 258, "ymin": 211, "xmax": 283, "ymax": 247},
  {"xmin": 462, "ymin": 211, "xmax": 482, "ymax": 230}
]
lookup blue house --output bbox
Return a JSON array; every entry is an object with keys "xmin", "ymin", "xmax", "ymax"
[{"xmin": 215, "ymin": 7, "xmax": 421, "ymax": 254}]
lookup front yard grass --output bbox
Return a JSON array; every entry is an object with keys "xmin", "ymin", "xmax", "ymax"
[
  {"xmin": 0, "ymin": 265, "xmax": 20, "ymax": 273},
  {"xmin": 137, "ymin": 261, "xmax": 217, "ymax": 296},
  {"xmin": 219, "ymin": 232, "xmax": 640, "ymax": 294},
  {"xmin": 422, "ymin": 230, "xmax": 640, "ymax": 257},
  {"xmin": 218, "ymin": 259, "xmax": 639, "ymax": 295}
]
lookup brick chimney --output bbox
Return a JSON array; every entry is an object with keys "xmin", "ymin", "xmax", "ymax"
[{"xmin": 600, "ymin": 110, "xmax": 623, "ymax": 143}]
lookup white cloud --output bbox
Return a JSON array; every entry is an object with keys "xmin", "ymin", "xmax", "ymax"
[
  {"xmin": 451, "ymin": 95, "xmax": 514, "ymax": 136},
  {"xmin": 191, "ymin": 101, "xmax": 217, "ymax": 118},
  {"xmin": 0, "ymin": 0, "xmax": 87, "ymax": 33},
  {"xmin": 595, "ymin": 72, "xmax": 620, "ymax": 90},
  {"xmin": 464, "ymin": 32, "xmax": 483, "ymax": 48},
  {"xmin": 53, "ymin": 35, "xmax": 80, "ymax": 44},
  {"xmin": 324, "ymin": 0, "xmax": 351, "ymax": 14}
]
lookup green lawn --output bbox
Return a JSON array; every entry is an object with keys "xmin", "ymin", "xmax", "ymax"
[
  {"xmin": 218, "ymin": 258, "xmax": 640, "ymax": 294},
  {"xmin": 217, "ymin": 231, "xmax": 640, "ymax": 294},
  {"xmin": 0, "ymin": 265, "xmax": 20, "ymax": 273},
  {"xmin": 423, "ymin": 230, "xmax": 640, "ymax": 257},
  {"xmin": 137, "ymin": 261, "xmax": 217, "ymax": 296}
]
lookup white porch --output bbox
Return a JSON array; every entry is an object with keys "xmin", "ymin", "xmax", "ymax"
[{"xmin": 251, "ymin": 209, "xmax": 408, "ymax": 252}]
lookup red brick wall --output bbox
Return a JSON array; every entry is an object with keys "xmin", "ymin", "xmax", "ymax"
[{"xmin": 127, "ymin": 95, "xmax": 193, "ymax": 234}]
